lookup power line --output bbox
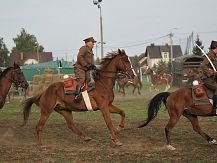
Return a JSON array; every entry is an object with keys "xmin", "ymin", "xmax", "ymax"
[{"xmin": 104, "ymin": 35, "xmax": 169, "ymax": 49}]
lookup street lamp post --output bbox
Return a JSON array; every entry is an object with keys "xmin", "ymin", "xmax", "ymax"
[
  {"xmin": 96, "ymin": 41, "xmax": 106, "ymax": 60},
  {"xmin": 93, "ymin": 0, "xmax": 104, "ymax": 59}
]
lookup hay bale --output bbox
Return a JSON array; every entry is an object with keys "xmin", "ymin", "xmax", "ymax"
[
  {"xmin": 32, "ymin": 85, "xmax": 40, "ymax": 94},
  {"xmin": 44, "ymin": 74, "xmax": 53, "ymax": 82},
  {"xmin": 53, "ymin": 74, "xmax": 64, "ymax": 82},
  {"xmin": 44, "ymin": 68, "xmax": 53, "ymax": 75},
  {"xmin": 32, "ymin": 75, "xmax": 41, "ymax": 85}
]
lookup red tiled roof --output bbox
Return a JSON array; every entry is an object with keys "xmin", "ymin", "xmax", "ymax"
[{"xmin": 9, "ymin": 52, "xmax": 53, "ymax": 66}]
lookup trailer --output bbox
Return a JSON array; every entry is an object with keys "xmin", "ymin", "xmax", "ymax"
[{"xmin": 173, "ymin": 55, "xmax": 204, "ymax": 87}]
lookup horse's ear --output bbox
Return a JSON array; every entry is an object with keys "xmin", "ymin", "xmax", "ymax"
[
  {"xmin": 121, "ymin": 49, "xmax": 126, "ymax": 55},
  {"xmin": 118, "ymin": 49, "xmax": 121, "ymax": 54},
  {"xmin": 13, "ymin": 62, "xmax": 19, "ymax": 68}
]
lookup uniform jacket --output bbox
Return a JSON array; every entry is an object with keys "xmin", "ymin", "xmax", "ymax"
[
  {"xmin": 74, "ymin": 46, "xmax": 94, "ymax": 71},
  {"xmin": 201, "ymin": 50, "xmax": 217, "ymax": 79}
]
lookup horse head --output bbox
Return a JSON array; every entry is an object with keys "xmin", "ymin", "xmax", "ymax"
[
  {"xmin": 143, "ymin": 66, "xmax": 153, "ymax": 75},
  {"xmin": 11, "ymin": 62, "xmax": 29, "ymax": 89},
  {"xmin": 100, "ymin": 49, "xmax": 136, "ymax": 79}
]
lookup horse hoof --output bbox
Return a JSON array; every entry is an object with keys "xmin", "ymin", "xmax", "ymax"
[
  {"xmin": 166, "ymin": 145, "xmax": 176, "ymax": 151},
  {"xmin": 112, "ymin": 139, "xmax": 123, "ymax": 146},
  {"xmin": 38, "ymin": 145, "xmax": 47, "ymax": 151},
  {"xmin": 81, "ymin": 136, "xmax": 92, "ymax": 142},
  {"xmin": 116, "ymin": 126, "xmax": 124, "ymax": 132},
  {"xmin": 209, "ymin": 139, "xmax": 217, "ymax": 145}
]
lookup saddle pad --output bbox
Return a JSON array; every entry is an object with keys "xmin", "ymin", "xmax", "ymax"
[
  {"xmin": 192, "ymin": 89, "xmax": 211, "ymax": 105},
  {"xmin": 64, "ymin": 77, "xmax": 77, "ymax": 92}
]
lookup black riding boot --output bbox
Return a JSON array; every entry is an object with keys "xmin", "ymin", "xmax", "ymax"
[
  {"xmin": 212, "ymin": 95, "xmax": 217, "ymax": 114},
  {"xmin": 74, "ymin": 84, "xmax": 82, "ymax": 103}
]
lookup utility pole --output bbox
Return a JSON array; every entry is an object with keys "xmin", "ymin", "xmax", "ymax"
[
  {"xmin": 37, "ymin": 46, "xmax": 40, "ymax": 63},
  {"xmin": 169, "ymin": 32, "xmax": 174, "ymax": 72},
  {"xmin": 65, "ymin": 53, "xmax": 68, "ymax": 62}
]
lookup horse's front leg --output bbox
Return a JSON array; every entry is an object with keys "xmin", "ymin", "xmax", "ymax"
[
  {"xmin": 109, "ymin": 104, "xmax": 125, "ymax": 132},
  {"xmin": 100, "ymin": 105, "xmax": 123, "ymax": 146}
]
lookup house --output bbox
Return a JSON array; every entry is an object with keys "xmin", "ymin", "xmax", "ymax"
[
  {"xmin": 9, "ymin": 52, "xmax": 53, "ymax": 66},
  {"xmin": 139, "ymin": 43, "xmax": 183, "ymax": 67}
]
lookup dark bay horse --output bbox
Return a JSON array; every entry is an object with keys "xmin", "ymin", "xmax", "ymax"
[
  {"xmin": 22, "ymin": 49, "xmax": 136, "ymax": 146},
  {"xmin": 139, "ymin": 88, "xmax": 217, "ymax": 150},
  {"xmin": 116, "ymin": 74, "xmax": 142, "ymax": 95},
  {"xmin": 0, "ymin": 63, "xmax": 28, "ymax": 109}
]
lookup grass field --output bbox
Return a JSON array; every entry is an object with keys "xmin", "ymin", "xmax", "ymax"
[{"xmin": 1, "ymin": 82, "xmax": 217, "ymax": 162}]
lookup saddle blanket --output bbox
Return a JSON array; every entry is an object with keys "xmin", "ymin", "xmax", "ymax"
[
  {"xmin": 63, "ymin": 75, "xmax": 96, "ymax": 111},
  {"xmin": 192, "ymin": 81, "xmax": 212, "ymax": 105}
]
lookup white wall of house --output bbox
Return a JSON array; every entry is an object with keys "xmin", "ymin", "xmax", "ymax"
[
  {"xmin": 147, "ymin": 58, "xmax": 162, "ymax": 67},
  {"xmin": 161, "ymin": 52, "xmax": 170, "ymax": 63}
]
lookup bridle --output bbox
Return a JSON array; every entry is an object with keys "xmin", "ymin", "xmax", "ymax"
[
  {"xmin": 10, "ymin": 69, "xmax": 26, "ymax": 88},
  {"xmin": 99, "ymin": 55, "xmax": 134, "ymax": 79}
]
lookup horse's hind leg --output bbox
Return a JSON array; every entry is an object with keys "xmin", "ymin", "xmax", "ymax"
[
  {"xmin": 36, "ymin": 109, "xmax": 52, "ymax": 146},
  {"xmin": 132, "ymin": 86, "xmax": 136, "ymax": 94},
  {"xmin": 183, "ymin": 112, "xmax": 216, "ymax": 144},
  {"xmin": 165, "ymin": 113, "xmax": 181, "ymax": 150},
  {"xmin": 123, "ymin": 87, "xmax": 126, "ymax": 96},
  {"xmin": 56, "ymin": 109, "xmax": 91, "ymax": 141},
  {"xmin": 109, "ymin": 105, "xmax": 126, "ymax": 132},
  {"xmin": 138, "ymin": 86, "xmax": 141, "ymax": 95}
]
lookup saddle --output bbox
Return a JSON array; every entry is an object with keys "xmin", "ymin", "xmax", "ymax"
[
  {"xmin": 192, "ymin": 81, "xmax": 214, "ymax": 105},
  {"xmin": 63, "ymin": 75, "xmax": 97, "ymax": 111},
  {"xmin": 63, "ymin": 76, "xmax": 88, "ymax": 95}
]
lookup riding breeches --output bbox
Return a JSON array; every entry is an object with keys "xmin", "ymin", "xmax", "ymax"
[{"xmin": 74, "ymin": 67, "xmax": 94, "ymax": 86}]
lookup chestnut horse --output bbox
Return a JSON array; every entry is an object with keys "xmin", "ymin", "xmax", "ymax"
[
  {"xmin": 22, "ymin": 49, "xmax": 136, "ymax": 146},
  {"xmin": 143, "ymin": 66, "xmax": 173, "ymax": 91},
  {"xmin": 139, "ymin": 88, "xmax": 217, "ymax": 150},
  {"xmin": 0, "ymin": 63, "xmax": 28, "ymax": 109}
]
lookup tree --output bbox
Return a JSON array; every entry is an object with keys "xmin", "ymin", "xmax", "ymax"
[
  {"xmin": 130, "ymin": 55, "xmax": 140, "ymax": 68},
  {"xmin": 0, "ymin": 37, "xmax": 9, "ymax": 67},
  {"xmin": 95, "ymin": 57, "xmax": 100, "ymax": 65},
  {"xmin": 156, "ymin": 60, "xmax": 171, "ymax": 74},
  {"xmin": 11, "ymin": 28, "xmax": 44, "ymax": 53},
  {"xmin": 192, "ymin": 35, "xmax": 204, "ymax": 56}
]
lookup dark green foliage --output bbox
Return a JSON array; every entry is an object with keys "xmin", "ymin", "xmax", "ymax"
[
  {"xmin": 0, "ymin": 37, "xmax": 9, "ymax": 67},
  {"xmin": 192, "ymin": 35, "xmax": 204, "ymax": 56},
  {"xmin": 11, "ymin": 28, "xmax": 44, "ymax": 53}
]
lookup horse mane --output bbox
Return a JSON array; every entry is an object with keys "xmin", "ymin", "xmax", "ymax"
[
  {"xmin": 0, "ymin": 67, "xmax": 13, "ymax": 78},
  {"xmin": 100, "ymin": 51, "xmax": 120, "ymax": 69}
]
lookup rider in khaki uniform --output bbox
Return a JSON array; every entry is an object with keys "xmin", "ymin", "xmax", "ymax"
[
  {"xmin": 201, "ymin": 40, "xmax": 217, "ymax": 108},
  {"xmin": 74, "ymin": 37, "xmax": 96, "ymax": 102}
]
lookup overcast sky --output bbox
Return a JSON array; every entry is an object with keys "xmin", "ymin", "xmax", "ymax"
[{"xmin": 1, "ymin": 0, "xmax": 217, "ymax": 61}]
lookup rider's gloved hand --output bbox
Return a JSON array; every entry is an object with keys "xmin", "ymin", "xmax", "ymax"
[
  {"xmin": 85, "ymin": 64, "xmax": 92, "ymax": 69},
  {"xmin": 91, "ymin": 64, "xmax": 97, "ymax": 70}
]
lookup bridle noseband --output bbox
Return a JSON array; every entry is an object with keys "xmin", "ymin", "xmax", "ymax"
[{"xmin": 11, "ymin": 69, "xmax": 25, "ymax": 87}]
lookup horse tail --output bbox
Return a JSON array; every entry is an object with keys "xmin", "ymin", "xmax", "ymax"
[
  {"xmin": 21, "ymin": 93, "xmax": 42, "ymax": 126},
  {"xmin": 138, "ymin": 92, "xmax": 171, "ymax": 128}
]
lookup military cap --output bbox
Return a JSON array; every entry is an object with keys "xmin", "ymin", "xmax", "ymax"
[
  {"xmin": 210, "ymin": 40, "xmax": 217, "ymax": 49},
  {"xmin": 83, "ymin": 37, "xmax": 96, "ymax": 43}
]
